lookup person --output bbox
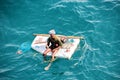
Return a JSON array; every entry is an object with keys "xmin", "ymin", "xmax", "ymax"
[{"xmin": 43, "ymin": 29, "xmax": 63, "ymax": 62}]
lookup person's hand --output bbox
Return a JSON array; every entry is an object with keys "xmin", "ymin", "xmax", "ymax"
[
  {"xmin": 46, "ymin": 45, "xmax": 49, "ymax": 49},
  {"xmin": 55, "ymin": 44, "xmax": 58, "ymax": 47}
]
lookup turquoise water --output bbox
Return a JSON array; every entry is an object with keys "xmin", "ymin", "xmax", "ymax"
[{"xmin": 0, "ymin": 0, "xmax": 120, "ymax": 80}]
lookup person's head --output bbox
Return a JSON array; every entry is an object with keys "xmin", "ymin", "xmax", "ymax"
[{"xmin": 49, "ymin": 29, "xmax": 56, "ymax": 38}]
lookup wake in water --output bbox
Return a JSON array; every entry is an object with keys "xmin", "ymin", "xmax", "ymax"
[
  {"xmin": 72, "ymin": 35, "xmax": 120, "ymax": 79},
  {"xmin": 74, "ymin": 37, "xmax": 91, "ymax": 66}
]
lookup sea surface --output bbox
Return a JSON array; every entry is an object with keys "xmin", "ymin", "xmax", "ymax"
[{"xmin": 0, "ymin": 0, "xmax": 120, "ymax": 80}]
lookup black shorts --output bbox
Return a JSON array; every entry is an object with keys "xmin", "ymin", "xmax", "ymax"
[{"xmin": 49, "ymin": 46, "xmax": 58, "ymax": 50}]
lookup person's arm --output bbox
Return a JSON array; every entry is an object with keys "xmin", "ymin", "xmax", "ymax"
[
  {"xmin": 58, "ymin": 38, "xmax": 63, "ymax": 47},
  {"xmin": 46, "ymin": 37, "xmax": 50, "ymax": 48},
  {"xmin": 56, "ymin": 36, "xmax": 63, "ymax": 46}
]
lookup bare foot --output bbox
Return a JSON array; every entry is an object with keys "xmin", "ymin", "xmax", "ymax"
[{"xmin": 17, "ymin": 50, "xmax": 22, "ymax": 54}]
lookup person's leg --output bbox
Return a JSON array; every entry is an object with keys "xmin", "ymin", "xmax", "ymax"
[
  {"xmin": 43, "ymin": 48, "xmax": 51, "ymax": 61},
  {"xmin": 51, "ymin": 49, "xmax": 59, "ymax": 61}
]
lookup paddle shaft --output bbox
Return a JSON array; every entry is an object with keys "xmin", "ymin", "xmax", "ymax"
[{"xmin": 33, "ymin": 34, "xmax": 83, "ymax": 39}]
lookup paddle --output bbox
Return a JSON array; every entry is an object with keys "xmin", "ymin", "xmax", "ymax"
[{"xmin": 33, "ymin": 33, "xmax": 83, "ymax": 39}]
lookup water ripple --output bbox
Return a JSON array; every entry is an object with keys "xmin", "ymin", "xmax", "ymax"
[{"xmin": 0, "ymin": 68, "xmax": 11, "ymax": 73}]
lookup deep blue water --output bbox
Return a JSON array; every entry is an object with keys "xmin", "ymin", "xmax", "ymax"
[{"xmin": 0, "ymin": 0, "xmax": 120, "ymax": 80}]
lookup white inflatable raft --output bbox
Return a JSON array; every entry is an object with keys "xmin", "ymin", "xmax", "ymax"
[{"xmin": 31, "ymin": 34, "xmax": 82, "ymax": 59}]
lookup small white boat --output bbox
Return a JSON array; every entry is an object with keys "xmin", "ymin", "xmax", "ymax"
[{"xmin": 31, "ymin": 34, "xmax": 82, "ymax": 59}]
